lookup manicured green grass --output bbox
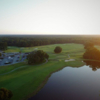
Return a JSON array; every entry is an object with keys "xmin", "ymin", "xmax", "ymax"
[
  {"xmin": 1, "ymin": 43, "xmax": 100, "ymax": 100},
  {"xmin": 0, "ymin": 62, "xmax": 26, "ymax": 74},
  {"xmin": 0, "ymin": 60, "xmax": 84, "ymax": 100},
  {"xmin": 6, "ymin": 46, "xmax": 20, "ymax": 53}
]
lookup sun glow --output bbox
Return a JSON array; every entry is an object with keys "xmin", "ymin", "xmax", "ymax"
[{"xmin": 0, "ymin": 0, "xmax": 100, "ymax": 35}]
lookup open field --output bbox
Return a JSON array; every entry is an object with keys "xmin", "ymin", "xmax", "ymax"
[
  {"xmin": 7, "ymin": 43, "xmax": 85, "ymax": 58},
  {"xmin": 1, "ymin": 43, "xmax": 100, "ymax": 100}
]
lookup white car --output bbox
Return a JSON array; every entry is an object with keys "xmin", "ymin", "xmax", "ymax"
[
  {"xmin": 8, "ymin": 56, "xmax": 11, "ymax": 59},
  {"xmin": 5, "ymin": 61, "xmax": 10, "ymax": 64}
]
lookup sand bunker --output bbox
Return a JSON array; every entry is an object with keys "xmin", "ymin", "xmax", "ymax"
[
  {"xmin": 65, "ymin": 59, "xmax": 75, "ymax": 62},
  {"xmin": 34, "ymin": 48, "xmax": 38, "ymax": 50}
]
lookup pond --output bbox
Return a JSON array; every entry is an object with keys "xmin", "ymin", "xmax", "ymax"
[{"xmin": 28, "ymin": 61, "xmax": 100, "ymax": 100}]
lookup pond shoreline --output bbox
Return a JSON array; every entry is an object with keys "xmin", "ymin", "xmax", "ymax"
[
  {"xmin": 24, "ymin": 60, "xmax": 85, "ymax": 100},
  {"xmin": 24, "ymin": 65, "xmax": 69, "ymax": 100},
  {"xmin": 25, "ymin": 59, "xmax": 100, "ymax": 100},
  {"xmin": 28, "ymin": 64, "xmax": 100, "ymax": 100}
]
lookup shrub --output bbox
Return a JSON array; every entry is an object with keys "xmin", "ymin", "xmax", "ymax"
[
  {"xmin": 54, "ymin": 46, "xmax": 62, "ymax": 53},
  {"xmin": 0, "ymin": 88, "xmax": 13, "ymax": 100}
]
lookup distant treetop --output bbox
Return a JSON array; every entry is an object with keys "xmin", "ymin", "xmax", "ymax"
[{"xmin": 54, "ymin": 46, "xmax": 62, "ymax": 53}]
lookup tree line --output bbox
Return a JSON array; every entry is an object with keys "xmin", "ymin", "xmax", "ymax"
[
  {"xmin": 0, "ymin": 42, "xmax": 7, "ymax": 50},
  {"xmin": 83, "ymin": 42, "xmax": 100, "ymax": 60},
  {"xmin": 0, "ymin": 35, "xmax": 100, "ymax": 48}
]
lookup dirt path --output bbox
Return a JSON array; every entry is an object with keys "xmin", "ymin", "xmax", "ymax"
[
  {"xmin": 68, "ymin": 54, "xmax": 70, "ymax": 58},
  {"xmin": 65, "ymin": 54, "xmax": 75, "ymax": 62}
]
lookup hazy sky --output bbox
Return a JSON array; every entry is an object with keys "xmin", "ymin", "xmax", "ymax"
[{"xmin": 0, "ymin": 0, "xmax": 100, "ymax": 35}]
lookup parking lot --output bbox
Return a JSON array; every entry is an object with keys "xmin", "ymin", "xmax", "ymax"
[{"xmin": 0, "ymin": 52, "xmax": 29, "ymax": 66}]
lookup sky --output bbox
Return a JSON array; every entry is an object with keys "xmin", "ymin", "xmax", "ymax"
[{"xmin": 0, "ymin": 0, "xmax": 100, "ymax": 35}]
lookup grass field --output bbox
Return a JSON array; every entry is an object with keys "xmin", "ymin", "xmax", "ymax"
[{"xmin": 1, "ymin": 43, "xmax": 99, "ymax": 100}]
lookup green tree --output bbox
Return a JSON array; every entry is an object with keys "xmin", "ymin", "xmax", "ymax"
[
  {"xmin": 0, "ymin": 42, "xmax": 7, "ymax": 50},
  {"xmin": 27, "ymin": 50, "xmax": 49, "ymax": 65},
  {"xmin": 83, "ymin": 47, "xmax": 100, "ymax": 60},
  {"xmin": 54, "ymin": 46, "xmax": 62, "ymax": 53},
  {"xmin": 84, "ymin": 42, "xmax": 94, "ymax": 49}
]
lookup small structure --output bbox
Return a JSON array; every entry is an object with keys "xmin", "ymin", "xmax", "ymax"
[{"xmin": 65, "ymin": 59, "xmax": 75, "ymax": 62}]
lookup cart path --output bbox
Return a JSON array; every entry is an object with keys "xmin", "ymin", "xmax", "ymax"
[{"xmin": 0, "ymin": 59, "xmax": 48, "ymax": 76}]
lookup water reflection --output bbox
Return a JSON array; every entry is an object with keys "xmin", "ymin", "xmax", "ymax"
[
  {"xmin": 28, "ymin": 65, "xmax": 100, "ymax": 100},
  {"xmin": 83, "ymin": 60, "xmax": 100, "ymax": 71}
]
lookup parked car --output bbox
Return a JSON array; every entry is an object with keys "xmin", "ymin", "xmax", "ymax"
[
  {"xmin": 23, "ymin": 55, "xmax": 25, "ymax": 58},
  {"xmin": 15, "ymin": 53, "xmax": 19, "ymax": 55},
  {"xmin": 17, "ymin": 56, "xmax": 20, "ymax": 58},
  {"xmin": 16, "ymin": 59, "xmax": 19, "ymax": 62},
  {"xmin": 11, "ymin": 55, "xmax": 15, "ymax": 57},
  {"xmin": 5, "ymin": 61, "xmax": 10, "ymax": 64},
  {"xmin": 9, "ymin": 59, "xmax": 13, "ymax": 63},
  {"xmin": 0, "ymin": 57, "xmax": 4, "ymax": 59}
]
